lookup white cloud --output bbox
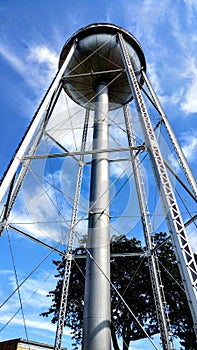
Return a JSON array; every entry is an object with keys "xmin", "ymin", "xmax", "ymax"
[
  {"xmin": 167, "ymin": 153, "xmax": 180, "ymax": 173},
  {"xmin": 0, "ymin": 42, "xmax": 58, "ymax": 95},
  {"xmin": 186, "ymin": 222, "xmax": 197, "ymax": 253},
  {"xmin": 28, "ymin": 45, "xmax": 58, "ymax": 69},
  {"xmin": 181, "ymin": 58, "xmax": 197, "ymax": 114},
  {"xmin": 183, "ymin": 0, "xmax": 197, "ymax": 13},
  {"xmin": 147, "ymin": 63, "xmax": 161, "ymax": 94},
  {"xmin": 180, "ymin": 129, "xmax": 197, "ymax": 162},
  {"xmin": 169, "ymin": 9, "xmax": 188, "ymax": 49},
  {"xmin": 188, "ymin": 231, "xmax": 197, "ymax": 254},
  {"xmin": 123, "ymin": 0, "xmax": 170, "ymax": 46},
  {"xmin": 26, "ymin": 45, "xmax": 58, "ymax": 91},
  {"xmin": 166, "ymin": 5, "xmax": 197, "ymax": 114},
  {"xmin": 0, "ymin": 314, "xmax": 71, "ymax": 336},
  {"xmin": 0, "ymin": 268, "xmax": 13, "ymax": 275},
  {"xmin": 10, "ymin": 187, "xmax": 70, "ymax": 244},
  {"xmin": 0, "ymin": 267, "xmax": 72, "ymax": 339},
  {"xmin": 0, "ymin": 43, "xmax": 25, "ymax": 75},
  {"xmin": 0, "ymin": 259, "xmax": 72, "ymax": 346},
  {"xmin": 0, "ymin": 270, "xmax": 55, "ymax": 329},
  {"xmin": 183, "ymin": 0, "xmax": 197, "ymax": 5}
]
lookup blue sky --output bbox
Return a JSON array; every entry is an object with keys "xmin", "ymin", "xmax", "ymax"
[{"xmin": 0, "ymin": 1, "xmax": 197, "ymax": 349}]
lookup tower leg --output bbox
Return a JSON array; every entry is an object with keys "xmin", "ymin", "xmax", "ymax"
[
  {"xmin": 82, "ymin": 82, "xmax": 111, "ymax": 350},
  {"xmin": 118, "ymin": 32, "xmax": 197, "ymax": 336}
]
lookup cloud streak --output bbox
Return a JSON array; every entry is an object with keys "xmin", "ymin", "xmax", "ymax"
[
  {"xmin": 0, "ymin": 41, "xmax": 58, "ymax": 106},
  {"xmin": 180, "ymin": 58, "xmax": 197, "ymax": 114},
  {"xmin": 0, "ymin": 43, "xmax": 25, "ymax": 75}
]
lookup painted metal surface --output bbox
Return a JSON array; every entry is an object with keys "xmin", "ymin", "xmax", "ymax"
[
  {"xmin": 59, "ymin": 23, "xmax": 145, "ymax": 110},
  {"xmin": 82, "ymin": 83, "xmax": 111, "ymax": 350},
  {"xmin": 118, "ymin": 32, "xmax": 197, "ymax": 336}
]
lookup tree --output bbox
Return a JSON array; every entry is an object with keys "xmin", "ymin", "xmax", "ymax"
[{"xmin": 41, "ymin": 233, "xmax": 197, "ymax": 349}]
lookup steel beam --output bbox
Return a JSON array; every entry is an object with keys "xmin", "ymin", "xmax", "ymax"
[{"xmin": 118, "ymin": 32, "xmax": 197, "ymax": 336}]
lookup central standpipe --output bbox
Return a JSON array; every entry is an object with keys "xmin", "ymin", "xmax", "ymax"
[
  {"xmin": 58, "ymin": 23, "xmax": 146, "ymax": 349},
  {"xmin": 82, "ymin": 82, "xmax": 111, "ymax": 350}
]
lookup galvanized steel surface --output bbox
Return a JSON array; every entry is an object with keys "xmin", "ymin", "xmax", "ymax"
[{"xmin": 83, "ymin": 82, "xmax": 111, "ymax": 349}]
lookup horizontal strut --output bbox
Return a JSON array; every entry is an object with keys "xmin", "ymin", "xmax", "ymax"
[
  {"xmin": 74, "ymin": 252, "xmax": 145, "ymax": 258},
  {"xmin": 63, "ymin": 68, "xmax": 125, "ymax": 79},
  {"xmin": 23, "ymin": 145, "xmax": 145, "ymax": 161}
]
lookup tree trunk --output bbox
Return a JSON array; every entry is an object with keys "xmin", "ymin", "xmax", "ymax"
[
  {"xmin": 111, "ymin": 323, "xmax": 120, "ymax": 350},
  {"xmin": 122, "ymin": 323, "xmax": 131, "ymax": 350},
  {"xmin": 123, "ymin": 337, "xmax": 130, "ymax": 350}
]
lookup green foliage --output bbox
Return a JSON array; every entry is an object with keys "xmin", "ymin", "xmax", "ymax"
[{"xmin": 41, "ymin": 233, "xmax": 196, "ymax": 349}]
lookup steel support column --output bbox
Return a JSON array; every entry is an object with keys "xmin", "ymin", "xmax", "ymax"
[
  {"xmin": 118, "ymin": 32, "xmax": 197, "ymax": 336},
  {"xmin": 82, "ymin": 82, "xmax": 111, "ymax": 350}
]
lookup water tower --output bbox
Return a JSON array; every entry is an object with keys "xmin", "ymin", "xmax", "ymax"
[{"xmin": 0, "ymin": 23, "xmax": 196, "ymax": 350}]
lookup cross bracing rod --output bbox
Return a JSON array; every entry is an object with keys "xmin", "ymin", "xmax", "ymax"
[
  {"xmin": 7, "ymin": 225, "xmax": 146, "ymax": 259},
  {"xmin": 163, "ymin": 159, "xmax": 196, "ymax": 202},
  {"xmin": 0, "ymin": 41, "xmax": 77, "ymax": 204},
  {"xmin": 118, "ymin": 32, "xmax": 197, "ymax": 336},
  {"xmin": 185, "ymin": 214, "xmax": 197, "ymax": 227},
  {"xmin": 8, "ymin": 224, "xmax": 64, "ymax": 256},
  {"xmin": 54, "ymin": 109, "xmax": 90, "ymax": 350},
  {"xmin": 141, "ymin": 69, "xmax": 197, "ymax": 201},
  {"xmin": 123, "ymin": 105, "xmax": 174, "ymax": 350},
  {"xmin": 44, "ymin": 131, "xmax": 79, "ymax": 163}
]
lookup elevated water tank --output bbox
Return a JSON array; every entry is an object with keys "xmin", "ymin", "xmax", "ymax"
[{"xmin": 59, "ymin": 23, "xmax": 146, "ymax": 110}]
